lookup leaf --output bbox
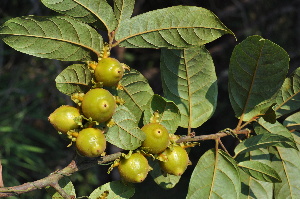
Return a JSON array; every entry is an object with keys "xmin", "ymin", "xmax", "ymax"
[
  {"xmin": 115, "ymin": 6, "xmax": 234, "ymax": 49},
  {"xmin": 55, "ymin": 64, "xmax": 92, "ymax": 95},
  {"xmin": 275, "ymin": 68, "xmax": 300, "ymax": 117},
  {"xmin": 187, "ymin": 149, "xmax": 240, "ymax": 199},
  {"xmin": 46, "ymin": 178, "xmax": 76, "ymax": 198},
  {"xmin": 236, "ymin": 149, "xmax": 273, "ymax": 199},
  {"xmin": 89, "ymin": 181, "xmax": 135, "ymax": 199},
  {"xmin": 238, "ymin": 161, "xmax": 281, "ymax": 183},
  {"xmin": 234, "ymin": 133, "xmax": 294, "ymax": 156},
  {"xmin": 41, "ymin": 0, "xmax": 117, "ymax": 32},
  {"xmin": 292, "ymin": 131, "xmax": 300, "ymax": 150},
  {"xmin": 118, "ymin": 69, "xmax": 154, "ymax": 121},
  {"xmin": 148, "ymin": 158, "xmax": 181, "ymax": 189},
  {"xmin": 283, "ymin": 112, "xmax": 300, "ymax": 131},
  {"xmin": 228, "ymin": 35, "xmax": 289, "ymax": 121},
  {"xmin": 114, "ymin": 0, "xmax": 135, "ymax": 29},
  {"xmin": 0, "ymin": 16, "xmax": 103, "ymax": 61},
  {"xmin": 106, "ymin": 105, "xmax": 145, "ymax": 150},
  {"xmin": 161, "ymin": 46, "xmax": 218, "ymax": 128},
  {"xmin": 270, "ymin": 147, "xmax": 300, "ymax": 199},
  {"xmin": 143, "ymin": 95, "xmax": 180, "ymax": 134}
]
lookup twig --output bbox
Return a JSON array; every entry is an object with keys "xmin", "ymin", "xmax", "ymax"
[{"xmin": 0, "ymin": 160, "xmax": 3, "ymax": 188}]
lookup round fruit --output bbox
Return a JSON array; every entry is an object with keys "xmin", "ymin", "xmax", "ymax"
[
  {"xmin": 48, "ymin": 105, "xmax": 81, "ymax": 133},
  {"xmin": 76, "ymin": 128, "xmax": 106, "ymax": 157},
  {"xmin": 141, "ymin": 123, "xmax": 169, "ymax": 154},
  {"xmin": 81, "ymin": 88, "xmax": 116, "ymax": 123},
  {"xmin": 159, "ymin": 146, "xmax": 190, "ymax": 176},
  {"xmin": 94, "ymin": 57, "xmax": 124, "ymax": 87},
  {"xmin": 118, "ymin": 153, "xmax": 150, "ymax": 183}
]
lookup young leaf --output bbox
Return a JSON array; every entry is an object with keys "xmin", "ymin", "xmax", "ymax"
[
  {"xmin": 46, "ymin": 178, "xmax": 76, "ymax": 198},
  {"xmin": 143, "ymin": 95, "xmax": 180, "ymax": 134},
  {"xmin": 270, "ymin": 147, "xmax": 300, "ymax": 199},
  {"xmin": 118, "ymin": 69, "xmax": 154, "ymax": 121},
  {"xmin": 228, "ymin": 35, "xmax": 289, "ymax": 121},
  {"xmin": 148, "ymin": 158, "xmax": 181, "ymax": 189},
  {"xmin": 106, "ymin": 105, "xmax": 146, "ymax": 150},
  {"xmin": 115, "ymin": 6, "xmax": 234, "ymax": 49},
  {"xmin": 89, "ymin": 180, "xmax": 135, "ymax": 199},
  {"xmin": 187, "ymin": 149, "xmax": 240, "ymax": 199},
  {"xmin": 0, "ymin": 16, "xmax": 103, "ymax": 61},
  {"xmin": 275, "ymin": 68, "xmax": 300, "ymax": 117},
  {"xmin": 238, "ymin": 161, "xmax": 281, "ymax": 183},
  {"xmin": 114, "ymin": 0, "xmax": 135, "ymax": 28},
  {"xmin": 283, "ymin": 112, "xmax": 300, "ymax": 131},
  {"xmin": 55, "ymin": 64, "xmax": 92, "ymax": 95},
  {"xmin": 41, "ymin": 0, "xmax": 117, "ymax": 32},
  {"xmin": 161, "ymin": 46, "xmax": 218, "ymax": 128}
]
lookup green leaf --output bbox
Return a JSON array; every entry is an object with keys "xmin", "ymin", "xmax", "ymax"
[
  {"xmin": 291, "ymin": 131, "xmax": 300, "ymax": 150},
  {"xmin": 41, "ymin": 0, "xmax": 117, "ymax": 32},
  {"xmin": 148, "ymin": 158, "xmax": 181, "ymax": 189},
  {"xmin": 55, "ymin": 64, "xmax": 92, "ymax": 95},
  {"xmin": 161, "ymin": 46, "xmax": 218, "ymax": 128},
  {"xmin": 114, "ymin": 0, "xmax": 135, "ymax": 28},
  {"xmin": 270, "ymin": 147, "xmax": 300, "ymax": 199},
  {"xmin": 236, "ymin": 149, "xmax": 273, "ymax": 199},
  {"xmin": 118, "ymin": 69, "xmax": 154, "ymax": 121},
  {"xmin": 234, "ymin": 133, "xmax": 294, "ymax": 156},
  {"xmin": 0, "ymin": 16, "xmax": 103, "ymax": 61},
  {"xmin": 238, "ymin": 161, "xmax": 281, "ymax": 182},
  {"xmin": 275, "ymin": 68, "xmax": 300, "ymax": 117},
  {"xmin": 115, "ymin": 6, "xmax": 234, "ymax": 49},
  {"xmin": 228, "ymin": 35, "xmax": 289, "ymax": 121},
  {"xmin": 106, "ymin": 105, "xmax": 145, "ymax": 150},
  {"xmin": 143, "ymin": 95, "xmax": 180, "ymax": 134},
  {"xmin": 46, "ymin": 178, "xmax": 76, "ymax": 198},
  {"xmin": 283, "ymin": 112, "xmax": 300, "ymax": 131},
  {"xmin": 89, "ymin": 180, "xmax": 135, "ymax": 199},
  {"xmin": 187, "ymin": 149, "xmax": 240, "ymax": 199}
]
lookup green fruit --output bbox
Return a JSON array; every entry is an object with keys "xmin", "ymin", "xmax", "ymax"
[
  {"xmin": 95, "ymin": 57, "xmax": 124, "ymax": 87},
  {"xmin": 76, "ymin": 128, "xmax": 106, "ymax": 157},
  {"xmin": 159, "ymin": 146, "xmax": 190, "ymax": 176},
  {"xmin": 141, "ymin": 123, "xmax": 169, "ymax": 154},
  {"xmin": 81, "ymin": 88, "xmax": 116, "ymax": 123},
  {"xmin": 118, "ymin": 153, "xmax": 151, "ymax": 183},
  {"xmin": 48, "ymin": 105, "xmax": 81, "ymax": 133}
]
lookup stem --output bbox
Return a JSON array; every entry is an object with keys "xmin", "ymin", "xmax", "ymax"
[{"xmin": 0, "ymin": 161, "xmax": 3, "ymax": 188}]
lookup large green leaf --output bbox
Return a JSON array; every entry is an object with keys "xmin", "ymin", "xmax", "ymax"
[
  {"xmin": 143, "ymin": 95, "xmax": 180, "ymax": 134},
  {"xmin": 234, "ymin": 133, "xmax": 294, "ymax": 156},
  {"xmin": 270, "ymin": 147, "xmax": 300, "ymax": 199},
  {"xmin": 41, "ymin": 0, "xmax": 117, "ymax": 32},
  {"xmin": 228, "ymin": 35, "xmax": 289, "ymax": 121},
  {"xmin": 55, "ymin": 64, "xmax": 92, "ymax": 95},
  {"xmin": 0, "ymin": 16, "xmax": 103, "ymax": 61},
  {"xmin": 187, "ymin": 149, "xmax": 240, "ymax": 199},
  {"xmin": 106, "ymin": 105, "xmax": 145, "ymax": 150},
  {"xmin": 114, "ymin": 0, "xmax": 135, "ymax": 29},
  {"xmin": 118, "ymin": 69, "xmax": 154, "ymax": 121},
  {"xmin": 283, "ymin": 112, "xmax": 300, "ymax": 131},
  {"xmin": 275, "ymin": 68, "xmax": 300, "ymax": 117},
  {"xmin": 161, "ymin": 46, "xmax": 218, "ymax": 128},
  {"xmin": 115, "ymin": 6, "xmax": 234, "ymax": 49},
  {"xmin": 89, "ymin": 181, "xmax": 135, "ymax": 199},
  {"xmin": 236, "ymin": 149, "xmax": 273, "ymax": 199}
]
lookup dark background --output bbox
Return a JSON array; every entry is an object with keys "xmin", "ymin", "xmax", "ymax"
[{"xmin": 0, "ymin": 0, "xmax": 299, "ymax": 198}]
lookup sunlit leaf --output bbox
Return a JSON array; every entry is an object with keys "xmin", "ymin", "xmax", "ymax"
[
  {"xmin": 89, "ymin": 181, "xmax": 135, "ymax": 199},
  {"xmin": 46, "ymin": 178, "xmax": 76, "ymax": 199},
  {"xmin": 283, "ymin": 112, "xmax": 300, "ymax": 131},
  {"xmin": 161, "ymin": 46, "xmax": 218, "ymax": 128},
  {"xmin": 114, "ymin": 0, "xmax": 134, "ymax": 29},
  {"xmin": 187, "ymin": 149, "xmax": 240, "ymax": 199},
  {"xmin": 228, "ymin": 35, "xmax": 289, "ymax": 121},
  {"xmin": 115, "ymin": 6, "xmax": 234, "ymax": 49}
]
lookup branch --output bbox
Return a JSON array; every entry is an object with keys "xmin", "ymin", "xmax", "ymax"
[{"xmin": 0, "ymin": 161, "xmax": 3, "ymax": 188}]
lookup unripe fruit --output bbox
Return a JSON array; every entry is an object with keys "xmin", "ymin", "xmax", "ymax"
[
  {"xmin": 118, "ymin": 153, "xmax": 151, "ymax": 183},
  {"xmin": 159, "ymin": 146, "xmax": 190, "ymax": 176},
  {"xmin": 95, "ymin": 57, "xmax": 124, "ymax": 87},
  {"xmin": 76, "ymin": 128, "xmax": 106, "ymax": 157},
  {"xmin": 48, "ymin": 105, "xmax": 81, "ymax": 133},
  {"xmin": 141, "ymin": 123, "xmax": 169, "ymax": 154},
  {"xmin": 81, "ymin": 88, "xmax": 116, "ymax": 123}
]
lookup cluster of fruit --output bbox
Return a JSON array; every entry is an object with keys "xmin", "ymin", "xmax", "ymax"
[{"xmin": 48, "ymin": 55, "xmax": 191, "ymax": 183}]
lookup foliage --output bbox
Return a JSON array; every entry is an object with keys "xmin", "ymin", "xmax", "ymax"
[{"xmin": 0, "ymin": 0, "xmax": 299, "ymax": 199}]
